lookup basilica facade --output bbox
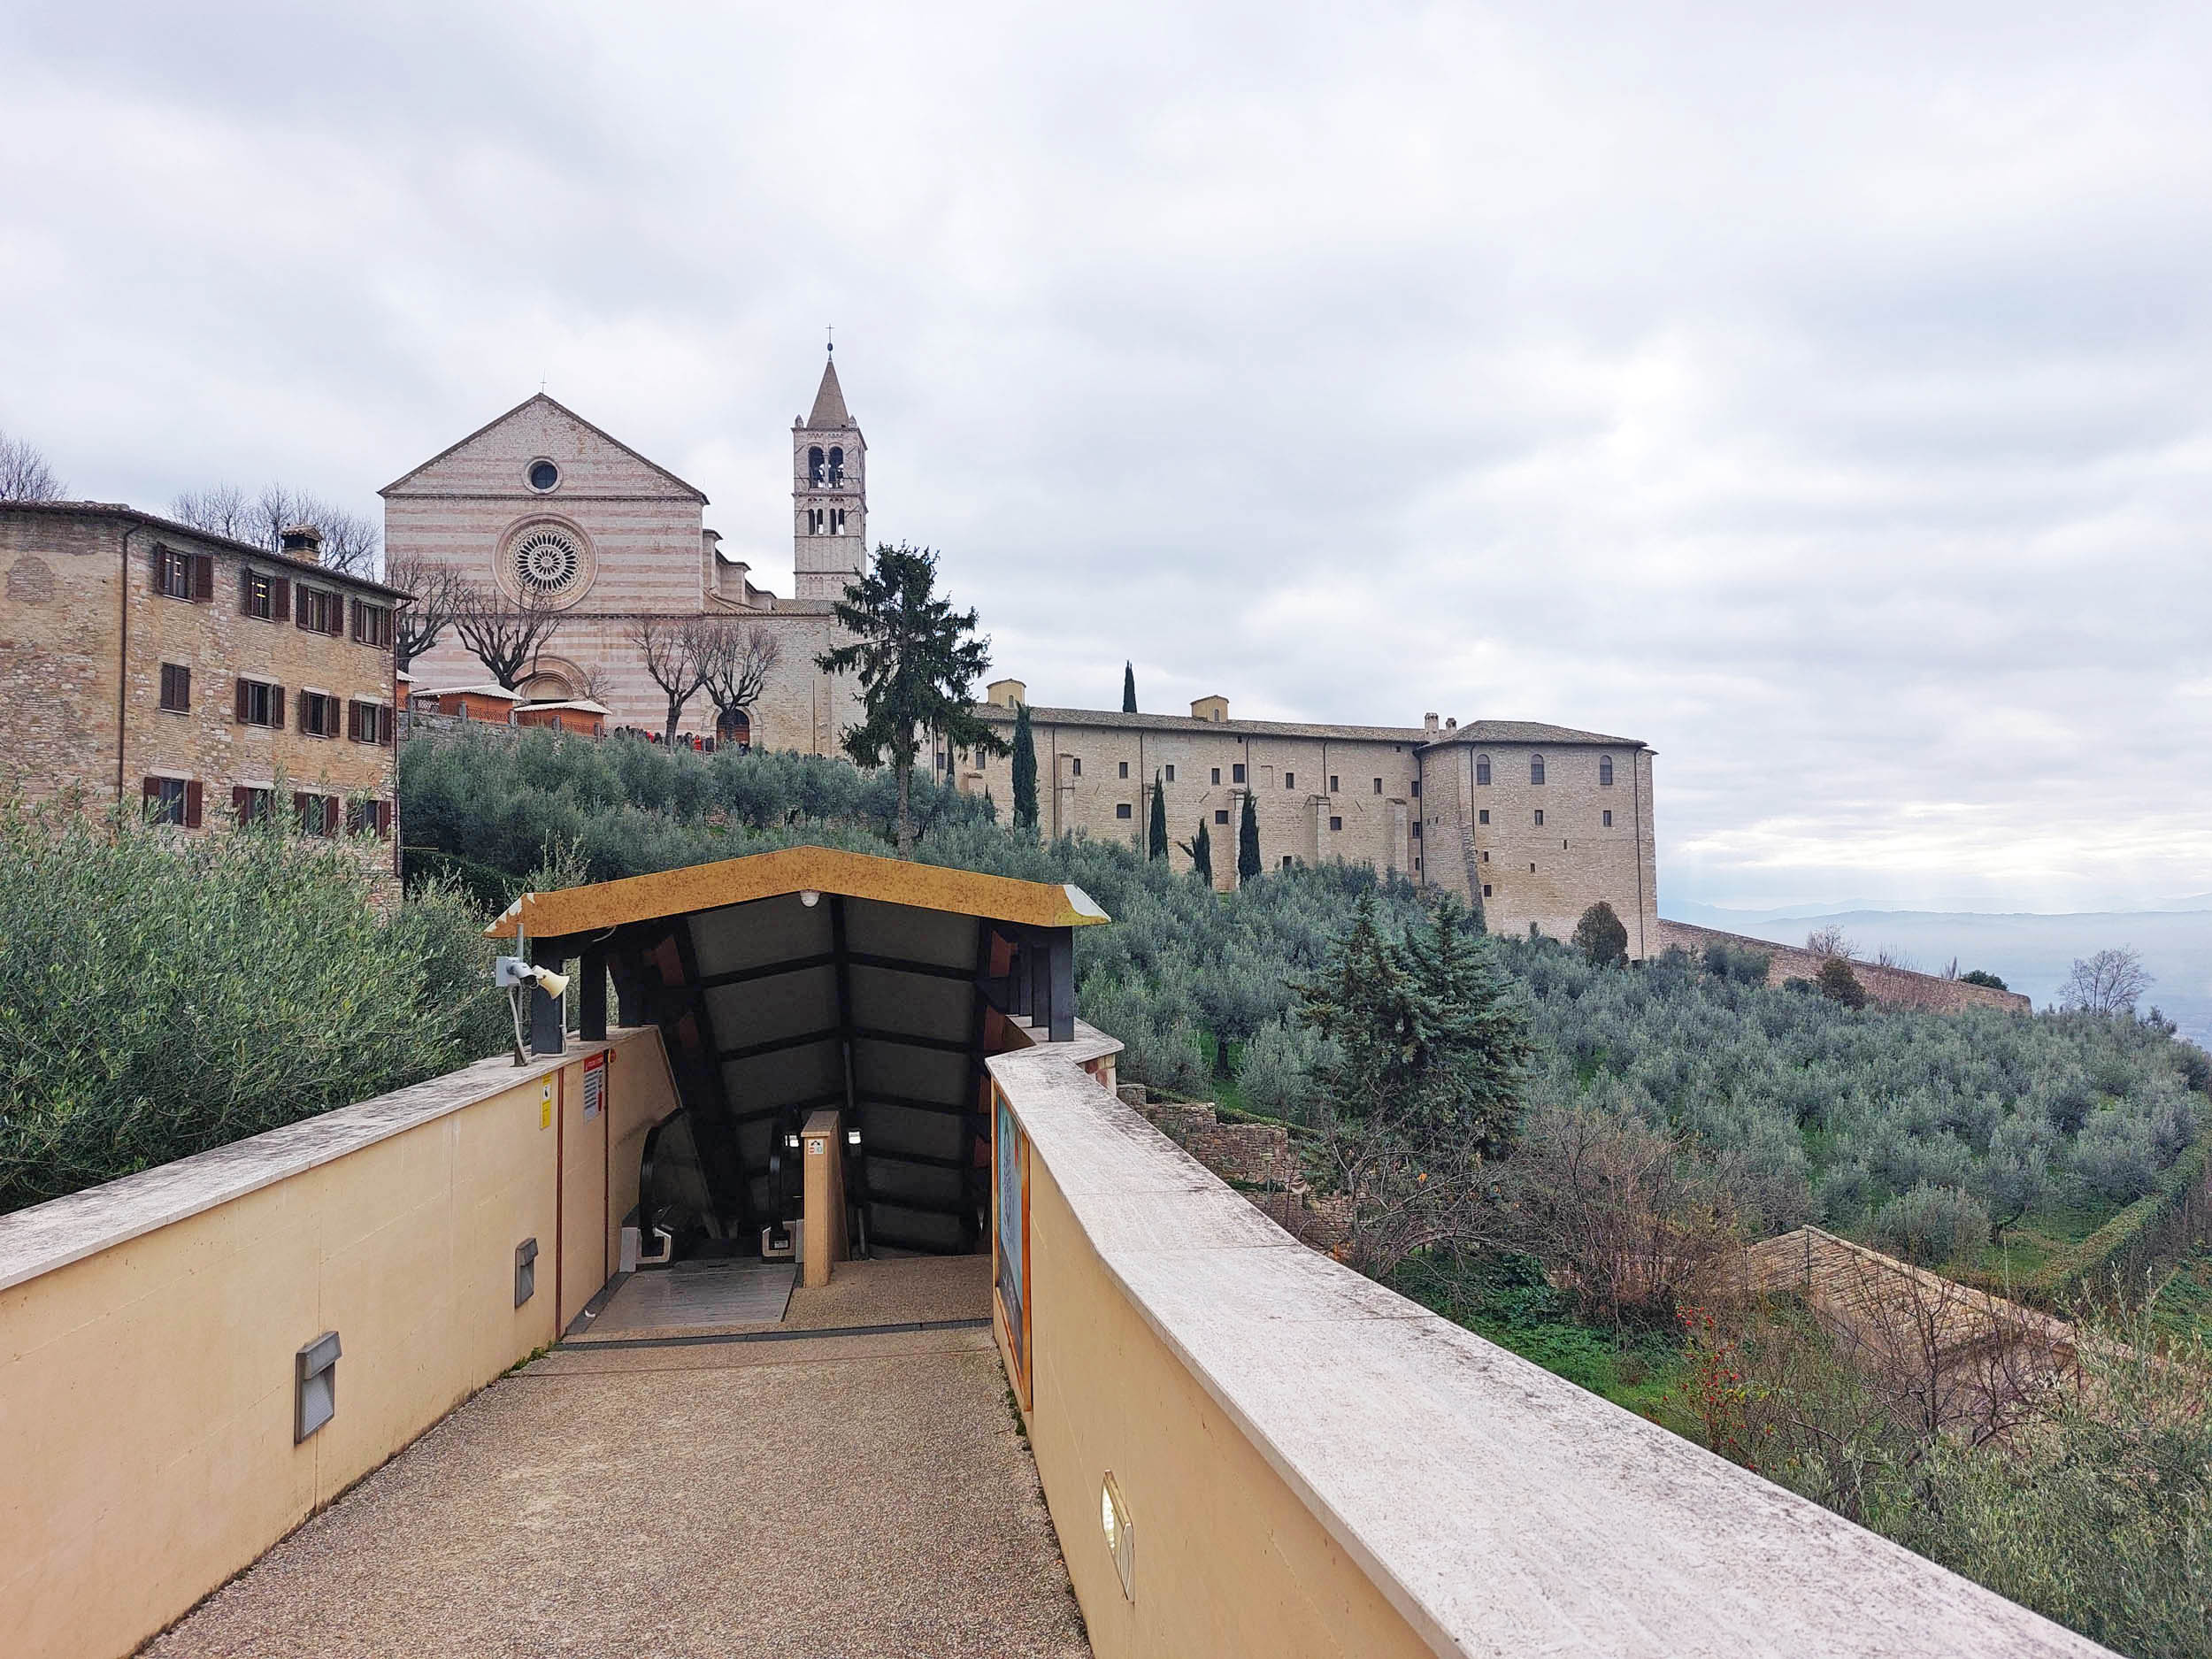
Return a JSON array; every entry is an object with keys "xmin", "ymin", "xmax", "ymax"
[{"xmin": 382, "ymin": 357, "xmax": 870, "ymax": 752}]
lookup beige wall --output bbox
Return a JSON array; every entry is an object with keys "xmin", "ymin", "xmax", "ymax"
[
  {"xmin": 0, "ymin": 1027, "xmax": 676, "ymax": 1659},
  {"xmin": 1017, "ymin": 1128, "xmax": 1432, "ymax": 1657},
  {"xmin": 965, "ymin": 714, "xmax": 1424, "ymax": 892}
]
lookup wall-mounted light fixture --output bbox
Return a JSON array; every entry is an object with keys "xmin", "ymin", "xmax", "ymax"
[
  {"xmin": 296, "ymin": 1332, "xmax": 341, "ymax": 1443},
  {"xmin": 1101, "ymin": 1471, "xmax": 1134, "ymax": 1599},
  {"xmin": 515, "ymin": 1237, "xmax": 539, "ymax": 1307}
]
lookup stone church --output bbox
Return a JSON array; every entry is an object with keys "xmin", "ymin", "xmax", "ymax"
[
  {"xmin": 383, "ymin": 357, "xmax": 872, "ymax": 752},
  {"xmin": 386, "ymin": 354, "xmax": 1663, "ymax": 950}
]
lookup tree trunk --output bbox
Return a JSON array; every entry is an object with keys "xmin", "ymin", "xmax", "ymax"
[
  {"xmin": 895, "ymin": 759, "xmax": 914, "ymax": 857},
  {"xmin": 664, "ymin": 696, "xmax": 681, "ymax": 744}
]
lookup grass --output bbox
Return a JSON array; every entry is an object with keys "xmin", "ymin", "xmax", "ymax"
[{"xmin": 1389, "ymin": 1251, "xmax": 1698, "ymax": 1435}]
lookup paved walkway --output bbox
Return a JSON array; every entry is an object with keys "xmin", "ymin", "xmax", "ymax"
[{"xmin": 150, "ymin": 1262, "xmax": 1089, "ymax": 1659}]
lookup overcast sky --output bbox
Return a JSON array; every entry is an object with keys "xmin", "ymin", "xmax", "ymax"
[{"xmin": 4, "ymin": 3, "xmax": 2208, "ymax": 913}]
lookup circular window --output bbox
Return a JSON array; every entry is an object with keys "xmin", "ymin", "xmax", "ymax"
[
  {"xmin": 527, "ymin": 459, "xmax": 560, "ymax": 492},
  {"xmin": 512, "ymin": 527, "xmax": 584, "ymax": 596}
]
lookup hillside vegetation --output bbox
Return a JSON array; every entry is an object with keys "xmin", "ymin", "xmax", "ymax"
[{"xmin": 406, "ymin": 728, "xmax": 2209, "ymax": 1286}]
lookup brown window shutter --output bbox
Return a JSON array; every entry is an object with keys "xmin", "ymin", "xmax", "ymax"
[
  {"xmin": 380, "ymin": 705, "xmax": 394, "ymax": 746},
  {"xmin": 192, "ymin": 555, "xmax": 214, "ymax": 603},
  {"xmin": 150, "ymin": 546, "xmax": 165, "ymax": 594},
  {"xmin": 273, "ymin": 686, "xmax": 286, "ymax": 728},
  {"xmin": 330, "ymin": 601, "xmax": 344, "ymax": 638},
  {"xmin": 234, "ymin": 679, "xmax": 250, "ymax": 723},
  {"xmin": 232, "ymin": 785, "xmax": 249, "ymax": 818},
  {"xmin": 324, "ymin": 796, "xmax": 340, "ymax": 836},
  {"xmin": 379, "ymin": 800, "xmax": 394, "ymax": 837},
  {"xmin": 349, "ymin": 599, "xmax": 361, "ymax": 641},
  {"xmin": 294, "ymin": 791, "xmax": 309, "ymax": 829},
  {"xmin": 240, "ymin": 570, "xmax": 255, "ymax": 614},
  {"xmin": 346, "ymin": 701, "xmax": 359, "ymax": 742},
  {"xmin": 273, "ymin": 577, "xmax": 290, "ymax": 623},
  {"xmin": 185, "ymin": 780, "xmax": 204, "ymax": 828},
  {"xmin": 142, "ymin": 777, "xmax": 160, "ymax": 809}
]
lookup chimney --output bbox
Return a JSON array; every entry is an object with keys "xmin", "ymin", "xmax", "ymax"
[
  {"xmin": 1446, "ymin": 717, "xmax": 1457, "ymax": 730},
  {"xmin": 280, "ymin": 523, "xmax": 324, "ymax": 562},
  {"xmin": 1423, "ymin": 712, "xmax": 1440, "ymax": 733}
]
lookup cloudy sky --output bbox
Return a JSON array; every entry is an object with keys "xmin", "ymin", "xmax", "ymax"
[{"xmin": 4, "ymin": 3, "xmax": 2208, "ymax": 913}]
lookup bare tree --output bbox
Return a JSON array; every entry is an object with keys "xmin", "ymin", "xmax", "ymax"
[
  {"xmin": 1806, "ymin": 924, "xmax": 1856, "ymax": 960},
  {"xmin": 1873, "ymin": 947, "xmax": 1916, "ymax": 972},
  {"xmin": 2061, "ymin": 947, "xmax": 2153, "ymax": 1017},
  {"xmin": 451, "ymin": 580, "xmax": 565, "ymax": 691},
  {"xmin": 1502, "ymin": 1099, "xmax": 1741, "ymax": 1325},
  {"xmin": 0, "ymin": 430, "xmax": 67, "ymax": 501},
  {"xmin": 383, "ymin": 549, "xmax": 467, "ymax": 671},
  {"xmin": 626, "ymin": 617, "xmax": 714, "ymax": 741},
  {"xmin": 169, "ymin": 482, "xmax": 381, "ymax": 574},
  {"xmin": 698, "ymin": 619, "xmax": 781, "ymax": 740},
  {"xmin": 169, "ymin": 484, "xmax": 256, "ymax": 540}
]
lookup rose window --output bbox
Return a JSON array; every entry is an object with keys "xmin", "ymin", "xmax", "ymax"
[{"xmin": 512, "ymin": 528, "xmax": 584, "ymax": 596}]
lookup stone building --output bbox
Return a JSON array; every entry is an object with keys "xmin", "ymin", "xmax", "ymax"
[
  {"xmin": 966, "ymin": 688, "xmax": 1659, "ymax": 956},
  {"xmin": 383, "ymin": 357, "xmax": 869, "ymax": 753},
  {"xmin": 0, "ymin": 502, "xmax": 404, "ymax": 856}
]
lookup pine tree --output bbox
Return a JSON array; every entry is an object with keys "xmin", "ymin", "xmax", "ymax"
[
  {"xmin": 1122, "ymin": 660, "xmax": 1137, "ymax": 713},
  {"xmin": 1010, "ymin": 703, "xmax": 1038, "ymax": 833},
  {"xmin": 1237, "ymin": 790, "xmax": 1261, "ymax": 883},
  {"xmin": 1148, "ymin": 770, "xmax": 1168, "ymax": 859},
  {"xmin": 815, "ymin": 542, "xmax": 1009, "ymax": 856}
]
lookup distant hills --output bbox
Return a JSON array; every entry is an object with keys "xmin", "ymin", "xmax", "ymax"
[{"xmin": 1662, "ymin": 902, "xmax": 2212, "ymax": 1046}]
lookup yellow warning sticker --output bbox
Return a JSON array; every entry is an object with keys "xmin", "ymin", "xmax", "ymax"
[{"xmin": 541, "ymin": 1080, "xmax": 554, "ymax": 1130}]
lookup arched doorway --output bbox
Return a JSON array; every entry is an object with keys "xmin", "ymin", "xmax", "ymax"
[{"xmin": 717, "ymin": 706, "xmax": 752, "ymax": 751}]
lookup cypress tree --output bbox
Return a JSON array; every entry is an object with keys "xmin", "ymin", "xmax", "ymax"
[
  {"xmin": 1122, "ymin": 660, "xmax": 1137, "ymax": 713},
  {"xmin": 1193, "ymin": 820, "xmax": 1213, "ymax": 885},
  {"xmin": 1148, "ymin": 770, "xmax": 1168, "ymax": 859},
  {"xmin": 1237, "ymin": 790, "xmax": 1262, "ymax": 883},
  {"xmin": 1010, "ymin": 703, "xmax": 1038, "ymax": 833}
]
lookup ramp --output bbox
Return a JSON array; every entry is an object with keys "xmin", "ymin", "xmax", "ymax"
[{"xmin": 570, "ymin": 1259, "xmax": 795, "ymax": 1342}]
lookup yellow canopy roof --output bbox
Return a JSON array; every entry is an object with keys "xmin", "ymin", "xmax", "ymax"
[{"xmin": 485, "ymin": 843, "xmax": 1110, "ymax": 943}]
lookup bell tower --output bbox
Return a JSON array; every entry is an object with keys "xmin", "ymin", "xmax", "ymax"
[{"xmin": 793, "ymin": 348, "xmax": 866, "ymax": 602}]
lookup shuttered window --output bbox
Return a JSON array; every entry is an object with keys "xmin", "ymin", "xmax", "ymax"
[
  {"xmin": 347, "ymin": 701, "xmax": 394, "ymax": 744},
  {"xmin": 347, "ymin": 798, "xmax": 396, "ymax": 837},
  {"xmin": 349, "ymin": 600, "xmax": 393, "ymax": 648},
  {"xmin": 240, "ymin": 569, "xmax": 291, "ymax": 621},
  {"xmin": 294, "ymin": 793, "xmax": 339, "ymax": 836},
  {"xmin": 299, "ymin": 692, "xmax": 341, "ymax": 738},
  {"xmin": 296, "ymin": 588, "xmax": 342, "ymax": 635},
  {"xmin": 142, "ymin": 777, "xmax": 201, "ymax": 826},
  {"xmin": 234, "ymin": 679, "xmax": 283, "ymax": 727},
  {"xmin": 154, "ymin": 547, "xmax": 211, "ymax": 601},
  {"xmin": 232, "ymin": 786, "xmax": 274, "ymax": 826},
  {"xmin": 158, "ymin": 664, "xmax": 190, "ymax": 712}
]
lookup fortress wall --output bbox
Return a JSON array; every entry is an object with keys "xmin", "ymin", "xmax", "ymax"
[{"xmin": 1651, "ymin": 919, "xmax": 2032, "ymax": 1014}]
